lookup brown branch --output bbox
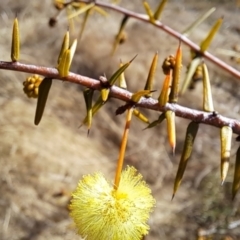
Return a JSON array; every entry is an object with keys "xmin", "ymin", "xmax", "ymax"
[
  {"xmin": 1, "ymin": 60, "xmax": 240, "ymax": 135},
  {"xmin": 73, "ymin": 0, "xmax": 240, "ymax": 79}
]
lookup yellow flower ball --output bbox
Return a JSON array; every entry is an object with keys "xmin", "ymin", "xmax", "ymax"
[{"xmin": 69, "ymin": 166, "xmax": 155, "ymax": 240}]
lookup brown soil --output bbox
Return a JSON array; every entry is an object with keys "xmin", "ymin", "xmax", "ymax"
[{"xmin": 0, "ymin": 0, "xmax": 240, "ymax": 239}]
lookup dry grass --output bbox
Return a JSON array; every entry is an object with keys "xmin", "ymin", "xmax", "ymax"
[{"xmin": 0, "ymin": 0, "xmax": 240, "ymax": 239}]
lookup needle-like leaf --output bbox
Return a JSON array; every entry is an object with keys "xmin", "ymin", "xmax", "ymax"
[
  {"xmin": 172, "ymin": 122, "xmax": 199, "ymax": 199},
  {"xmin": 34, "ymin": 78, "xmax": 52, "ymax": 125},
  {"xmin": 131, "ymin": 90, "xmax": 154, "ymax": 103},
  {"xmin": 57, "ymin": 31, "xmax": 69, "ymax": 65},
  {"xmin": 200, "ymin": 17, "xmax": 223, "ymax": 52},
  {"xmin": 133, "ymin": 109, "xmax": 149, "ymax": 124},
  {"xmin": 158, "ymin": 73, "xmax": 171, "ymax": 106},
  {"xmin": 182, "ymin": 7, "xmax": 216, "ymax": 37},
  {"xmin": 79, "ymin": 9, "xmax": 91, "ymax": 40},
  {"xmin": 82, "ymin": 96, "xmax": 105, "ymax": 126},
  {"xmin": 58, "ymin": 49, "xmax": 68, "ymax": 77},
  {"xmin": 118, "ymin": 62, "xmax": 127, "ymax": 89},
  {"xmin": 180, "ymin": 57, "xmax": 202, "ymax": 95},
  {"xmin": 169, "ymin": 43, "xmax": 182, "ymax": 103},
  {"xmin": 100, "ymin": 88, "xmax": 110, "ymax": 102},
  {"xmin": 144, "ymin": 113, "xmax": 165, "ymax": 130},
  {"xmin": 83, "ymin": 88, "xmax": 94, "ymax": 134},
  {"xmin": 112, "ymin": 15, "xmax": 129, "ymax": 55},
  {"xmin": 11, "ymin": 18, "xmax": 20, "ymax": 62},
  {"xmin": 108, "ymin": 55, "xmax": 136, "ymax": 85},
  {"xmin": 202, "ymin": 62, "xmax": 214, "ymax": 112},
  {"xmin": 153, "ymin": 0, "xmax": 168, "ymax": 20},
  {"xmin": 165, "ymin": 110, "xmax": 176, "ymax": 153},
  {"xmin": 67, "ymin": 3, "xmax": 95, "ymax": 19},
  {"xmin": 220, "ymin": 126, "xmax": 232, "ymax": 184},
  {"xmin": 143, "ymin": 1, "xmax": 155, "ymax": 23},
  {"xmin": 58, "ymin": 39, "xmax": 77, "ymax": 77},
  {"xmin": 144, "ymin": 52, "xmax": 158, "ymax": 98},
  {"xmin": 93, "ymin": 6, "xmax": 108, "ymax": 16}
]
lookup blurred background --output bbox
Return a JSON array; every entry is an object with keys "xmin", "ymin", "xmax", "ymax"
[{"xmin": 0, "ymin": 0, "xmax": 240, "ymax": 239}]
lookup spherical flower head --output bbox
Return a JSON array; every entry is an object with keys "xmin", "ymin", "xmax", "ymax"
[{"xmin": 69, "ymin": 166, "xmax": 155, "ymax": 240}]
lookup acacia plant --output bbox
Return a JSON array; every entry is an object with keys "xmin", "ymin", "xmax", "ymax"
[{"xmin": 1, "ymin": 0, "xmax": 240, "ymax": 239}]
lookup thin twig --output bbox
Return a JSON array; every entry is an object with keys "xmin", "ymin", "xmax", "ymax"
[
  {"xmin": 73, "ymin": 0, "xmax": 240, "ymax": 79},
  {"xmin": 1, "ymin": 60, "xmax": 240, "ymax": 134}
]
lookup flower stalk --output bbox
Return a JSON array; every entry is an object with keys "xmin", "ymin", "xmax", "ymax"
[{"xmin": 114, "ymin": 107, "xmax": 133, "ymax": 190}]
